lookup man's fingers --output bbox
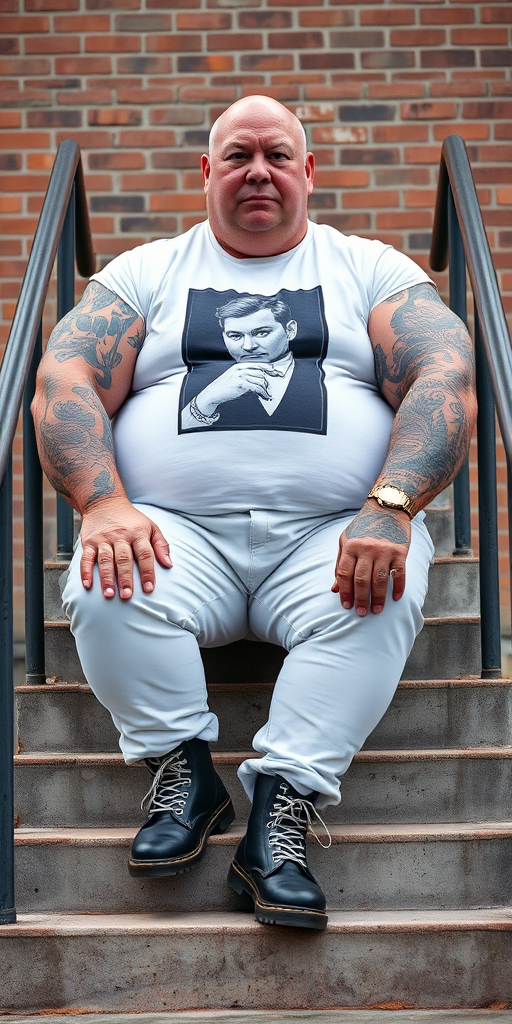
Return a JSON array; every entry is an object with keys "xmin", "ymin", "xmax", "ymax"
[
  {"xmin": 151, "ymin": 524, "xmax": 173, "ymax": 569},
  {"xmin": 80, "ymin": 543, "xmax": 97, "ymax": 590},
  {"xmin": 114, "ymin": 541, "xmax": 134, "ymax": 600},
  {"xmin": 353, "ymin": 557, "xmax": 372, "ymax": 616},
  {"xmin": 132, "ymin": 537, "xmax": 156, "ymax": 594},
  {"xmin": 97, "ymin": 543, "xmax": 116, "ymax": 598},
  {"xmin": 333, "ymin": 549, "xmax": 356, "ymax": 610},
  {"xmin": 371, "ymin": 562, "xmax": 392, "ymax": 614},
  {"xmin": 391, "ymin": 564, "xmax": 406, "ymax": 601}
]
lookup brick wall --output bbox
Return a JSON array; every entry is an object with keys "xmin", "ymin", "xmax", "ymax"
[{"xmin": 1, "ymin": 0, "xmax": 511, "ymax": 643}]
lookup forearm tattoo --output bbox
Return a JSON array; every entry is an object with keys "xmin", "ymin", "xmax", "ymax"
[
  {"xmin": 46, "ymin": 280, "xmax": 144, "ymax": 390},
  {"xmin": 346, "ymin": 509, "xmax": 409, "ymax": 545},
  {"xmin": 374, "ymin": 283, "xmax": 475, "ymax": 505},
  {"xmin": 38, "ymin": 375, "xmax": 116, "ymax": 508}
]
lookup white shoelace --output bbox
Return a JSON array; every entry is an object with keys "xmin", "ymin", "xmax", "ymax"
[
  {"xmin": 267, "ymin": 784, "xmax": 332, "ymax": 868},
  {"xmin": 141, "ymin": 749, "xmax": 192, "ymax": 815}
]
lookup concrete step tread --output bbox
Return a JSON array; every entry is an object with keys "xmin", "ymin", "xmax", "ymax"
[
  {"xmin": 14, "ymin": 747, "xmax": 512, "ymax": 766},
  {"xmin": 15, "ymin": 676, "xmax": 512, "ymax": 694},
  {"xmin": 14, "ymin": 821, "xmax": 512, "ymax": 844},
  {"xmin": 43, "ymin": 615, "xmax": 482, "ymax": 628},
  {"xmin": 3, "ymin": 908, "xmax": 512, "ymax": 936}
]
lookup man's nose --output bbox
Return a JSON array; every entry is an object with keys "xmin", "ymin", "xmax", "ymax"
[
  {"xmin": 246, "ymin": 155, "xmax": 271, "ymax": 183},
  {"xmin": 242, "ymin": 334, "xmax": 257, "ymax": 350}
]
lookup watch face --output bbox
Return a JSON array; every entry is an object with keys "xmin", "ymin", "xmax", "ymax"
[{"xmin": 378, "ymin": 486, "xmax": 404, "ymax": 506}]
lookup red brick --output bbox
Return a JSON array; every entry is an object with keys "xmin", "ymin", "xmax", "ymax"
[
  {"xmin": 434, "ymin": 124, "xmax": 490, "ymax": 142},
  {"xmin": 89, "ymin": 108, "xmax": 142, "ymax": 126},
  {"xmin": 0, "ymin": 239, "xmax": 23, "ymax": 256},
  {"xmin": 0, "ymin": 111, "xmax": 21, "ymax": 128},
  {"xmin": 0, "ymin": 173, "xmax": 49, "ymax": 192},
  {"xmin": 151, "ymin": 107, "xmax": 205, "ymax": 125},
  {"xmin": 0, "ymin": 39, "xmax": 19, "ymax": 55},
  {"xmin": 178, "ymin": 55, "xmax": 234, "ymax": 73},
  {"xmin": 401, "ymin": 101, "xmax": 456, "ymax": 120},
  {"xmin": 404, "ymin": 146, "xmax": 441, "ymax": 164},
  {"xmin": 362, "ymin": 51, "xmax": 415, "ymax": 69},
  {"xmin": 117, "ymin": 57, "xmax": 173, "ymax": 74},
  {"xmin": 0, "ymin": 197, "xmax": 22, "ymax": 213},
  {"xmin": 303, "ymin": 84, "xmax": 364, "ymax": 100},
  {"xmin": 374, "ymin": 167, "xmax": 430, "ymax": 186},
  {"xmin": 54, "ymin": 14, "xmax": 110, "ymax": 30},
  {"xmin": 341, "ymin": 146, "xmax": 399, "ymax": 165},
  {"xmin": 115, "ymin": 13, "xmax": 171, "ymax": 30},
  {"xmin": 1, "ymin": 88, "xmax": 51, "ymax": 108},
  {"xmin": 293, "ymin": 103, "xmax": 334, "ymax": 122},
  {"xmin": 182, "ymin": 171, "xmax": 203, "ymax": 188},
  {"xmin": 343, "ymin": 189, "xmax": 399, "ymax": 209},
  {"xmin": 330, "ymin": 30, "xmax": 384, "ymax": 46},
  {"xmin": 376, "ymin": 211, "xmax": 432, "ymax": 229},
  {"xmin": 361, "ymin": 8, "xmax": 415, "ymax": 25},
  {"xmin": 314, "ymin": 169, "xmax": 369, "ymax": 187},
  {"xmin": 309, "ymin": 149, "xmax": 335, "ymax": 165},
  {"xmin": 473, "ymin": 167, "xmax": 512, "ymax": 185},
  {"xmin": 56, "ymin": 57, "xmax": 112, "ymax": 74},
  {"xmin": 57, "ymin": 89, "xmax": 113, "ymax": 106},
  {"xmin": 83, "ymin": 174, "xmax": 113, "ymax": 192},
  {"xmin": 212, "ymin": 74, "xmax": 264, "ymax": 85},
  {"xmin": 27, "ymin": 110, "xmax": 82, "ymax": 127},
  {"xmin": 421, "ymin": 50, "xmax": 475, "ymax": 68},
  {"xmin": 455, "ymin": 27, "xmax": 509, "ymax": 44},
  {"xmin": 55, "ymin": 129, "xmax": 115, "ymax": 148},
  {"xmin": 146, "ymin": 34, "xmax": 201, "ymax": 52},
  {"xmin": 404, "ymin": 189, "xmax": 437, "ymax": 208},
  {"xmin": 176, "ymin": 12, "xmax": 229, "ymax": 29},
  {"xmin": 25, "ymin": 35, "xmax": 80, "ymax": 53},
  {"xmin": 182, "ymin": 215, "xmax": 206, "ymax": 231},
  {"xmin": 117, "ymin": 87, "xmax": 177, "ymax": 104},
  {"xmin": 430, "ymin": 81, "xmax": 487, "ymax": 97},
  {"xmin": 496, "ymin": 124, "xmax": 512, "ymax": 140},
  {"xmin": 463, "ymin": 101, "xmax": 512, "ymax": 119},
  {"xmin": 239, "ymin": 11, "xmax": 290, "ymax": 28},
  {"xmin": 299, "ymin": 10, "xmax": 354, "ymax": 26},
  {"xmin": 0, "ymin": 216, "xmax": 37, "ymax": 235},
  {"xmin": 0, "ymin": 15, "xmax": 49, "ymax": 31},
  {"xmin": 86, "ymin": 34, "xmax": 141, "ymax": 52},
  {"xmin": 0, "ymin": 0, "xmax": 20, "ymax": 10},
  {"xmin": 242, "ymin": 85, "xmax": 300, "ymax": 101},
  {"xmin": 390, "ymin": 29, "xmax": 445, "ymax": 46},
  {"xmin": 482, "ymin": 51, "xmax": 512, "ymax": 68},
  {"xmin": 27, "ymin": 153, "xmax": 60, "ymax": 170},
  {"xmin": 208, "ymin": 33, "xmax": 263, "ymax": 50},
  {"xmin": 317, "ymin": 213, "xmax": 371, "ymax": 231},
  {"xmin": 150, "ymin": 193, "xmax": 205, "ymax": 211},
  {"xmin": 368, "ymin": 83, "xmax": 425, "ymax": 99},
  {"xmin": 118, "ymin": 130, "xmax": 177, "ymax": 147},
  {"xmin": 0, "ymin": 57, "xmax": 50, "ymax": 74},
  {"xmin": 179, "ymin": 86, "xmax": 237, "ymax": 102},
  {"xmin": 373, "ymin": 124, "xmax": 428, "ymax": 142},
  {"xmin": 90, "ymin": 216, "xmax": 115, "ymax": 233},
  {"xmin": 26, "ymin": 0, "xmax": 79, "ymax": 7},
  {"xmin": 89, "ymin": 151, "xmax": 145, "ymax": 170},
  {"xmin": 491, "ymin": 82, "xmax": 512, "ymax": 95},
  {"xmin": 481, "ymin": 6, "xmax": 512, "ymax": 23},
  {"xmin": 241, "ymin": 54, "xmax": 293, "ymax": 72},
  {"xmin": 301, "ymin": 54, "xmax": 355, "ymax": 70},
  {"xmin": 421, "ymin": 6, "xmax": 475, "ymax": 22},
  {"xmin": 86, "ymin": 0, "xmax": 140, "ymax": 6},
  {"xmin": 151, "ymin": 151, "xmax": 202, "ymax": 169},
  {"xmin": 312, "ymin": 126, "xmax": 368, "ymax": 144},
  {"xmin": 0, "ymin": 130, "xmax": 50, "ymax": 147}
]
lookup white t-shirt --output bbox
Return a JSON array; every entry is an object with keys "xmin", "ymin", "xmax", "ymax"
[{"xmin": 91, "ymin": 220, "xmax": 431, "ymax": 515}]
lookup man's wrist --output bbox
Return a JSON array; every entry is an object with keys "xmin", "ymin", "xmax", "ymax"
[{"xmin": 367, "ymin": 483, "xmax": 417, "ymax": 519}]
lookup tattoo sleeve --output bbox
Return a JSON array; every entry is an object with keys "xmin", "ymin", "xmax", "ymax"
[
  {"xmin": 372, "ymin": 282, "xmax": 476, "ymax": 508},
  {"xmin": 46, "ymin": 280, "xmax": 144, "ymax": 390}
]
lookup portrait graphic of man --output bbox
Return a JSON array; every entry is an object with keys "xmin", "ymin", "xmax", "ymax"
[{"xmin": 180, "ymin": 291, "xmax": 326, "ymax": 434}]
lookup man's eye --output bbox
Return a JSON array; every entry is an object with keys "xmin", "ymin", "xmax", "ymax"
[
  {"xmin": 271, "ymin": 152, "xmax": 289, "ymax": 161},
  {"xmin": 227, "ymin": 152, "xmax": 247, "ymax": 161}
]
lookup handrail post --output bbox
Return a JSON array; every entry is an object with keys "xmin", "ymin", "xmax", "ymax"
[
  {"xmin": 56, "ymin": 183, "xmax": 76, "ymax": 561},
  {"xmin": 448, "ymin": 187, "xmax": 472, "ymax": 556},
  {"xmin": 0, "ymin": 454, "xmax": 16, "ymax": 924},
  {"xmin": 23, "ymin": 321, "xmax": 46, "ymax": 685},
  {"xmin": 474, "ymin": 310, "xmax": 501, "ymax": 678}
]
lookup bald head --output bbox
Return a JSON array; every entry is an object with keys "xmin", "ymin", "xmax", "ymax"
[{"xmin": 209, "ymin": 96, "xmax": 307, "ymax": 157}]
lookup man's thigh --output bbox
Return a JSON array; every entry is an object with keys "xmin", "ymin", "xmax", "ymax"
[
  {"xmin": 63, "ymin": 503, "xmax": 250, "ymax": 647},
  {"xmin": 248, "ymin": 513, "xmax": 434, "ymax": 650}
]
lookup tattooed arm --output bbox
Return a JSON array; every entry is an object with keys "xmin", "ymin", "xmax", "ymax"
[
  {"xmin": 333, "ymin": 282, "xmax": 477, "ymax": 616},
  {"xmin": 32, "ymin": 280, "xmax": 172, "ymax": 599}
]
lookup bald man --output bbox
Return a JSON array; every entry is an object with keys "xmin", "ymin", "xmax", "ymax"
[{"xmin": 33, "ymin": 97, "xmax": 476, "ymax": 931}]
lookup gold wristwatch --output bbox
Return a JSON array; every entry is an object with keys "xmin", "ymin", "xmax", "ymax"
[{"xmin": 367, "ymin": 484, "xmax": 416, "ymax": 519}]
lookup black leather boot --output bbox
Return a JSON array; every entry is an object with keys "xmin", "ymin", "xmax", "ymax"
[
  {"xmin": 128, "ymin": 738, "xmax": 235, "ymax": 877},
  {"xmin": 227, "ymin": 773, "xmax": 329, "ymax": 930}
]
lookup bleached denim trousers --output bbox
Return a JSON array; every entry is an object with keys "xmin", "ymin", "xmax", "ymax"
[{"xmin": 62, "ymin": 504, "xmax": 434, "ymax": 809}]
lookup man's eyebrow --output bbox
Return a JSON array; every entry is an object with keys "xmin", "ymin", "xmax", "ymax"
[{"xmin": 222, "ymin": 137, "xmax": 294, "ymax": 154}]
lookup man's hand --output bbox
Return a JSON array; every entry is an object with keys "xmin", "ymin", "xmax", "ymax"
[
  {"xmin": 194, "ymin": 363, "xmax": 281, "ymax": 415},
  {"xmin": 332, "ymin": 500, "xmax": 411, "ymax": 616},
  {"xmin": 80, "ymin": 497, "xmax": 173, "ymax": 600}
]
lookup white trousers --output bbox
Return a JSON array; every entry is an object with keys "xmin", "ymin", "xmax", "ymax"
[{"xmin": 62, "ymin": 504, "xmax": 434, "ymax": 809}]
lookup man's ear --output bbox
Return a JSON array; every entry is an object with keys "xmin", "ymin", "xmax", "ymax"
[
  {"xmin": 286, "ymin": 320, "xmax": 298, "ymax": 341},
  {"xmin": 201, "ymin": 154, "xmax": 210, "ymax": 193},
  {"xmin": 305, "ymin": 152, "xmax": 315, "ymax": 196}
]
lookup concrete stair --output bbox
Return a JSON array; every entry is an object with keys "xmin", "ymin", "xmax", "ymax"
[{"xmin": 3, "ymin": 493, "xmax": 512, "ymax": 1012}]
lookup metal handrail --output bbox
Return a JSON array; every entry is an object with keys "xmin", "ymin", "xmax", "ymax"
[
  {"xmin": 430, "ymin": 135, "xmax": 512, "ymax": 461},
  {"xmin": 0, "ymin": 140, "xmax": 94, "ymax": 482},
  {"xmin": 430, "ymin": 135, "xmax": 512, "ymax": 678},
  {"xmin": 0, "ymin": 141, "xmax": 94, "ymax": 924}
]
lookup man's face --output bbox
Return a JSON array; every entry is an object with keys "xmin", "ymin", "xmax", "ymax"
[
  {"xmin": 202, "ymin": 99, "xmax": 314, "ymax": 259},
  {"xmin": 222, "ymin": 308, "xmax": 297, "ymax": 363}
]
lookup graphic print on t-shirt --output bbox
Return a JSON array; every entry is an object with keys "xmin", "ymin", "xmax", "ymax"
[{"xmin": 178, "ymin": 287, "xmax": 328, "ymax": 434}]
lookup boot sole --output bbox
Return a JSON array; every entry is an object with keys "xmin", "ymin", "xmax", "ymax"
[
  {"xmin": 128, "ymin": 797, "xmax": 235, "ymax": 878},
  {"xmin": 227, "ymin": 861, "xmax": 328, "ymax": 932}
]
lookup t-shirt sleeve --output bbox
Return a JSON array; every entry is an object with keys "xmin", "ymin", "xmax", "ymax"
[
  {"xmin": 369, "ymin": 243, "xmax": 435, "ymax": 313},
  {"xmin": 89, "ymin": 238, "xmax": 174, "ymax": 322}
]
